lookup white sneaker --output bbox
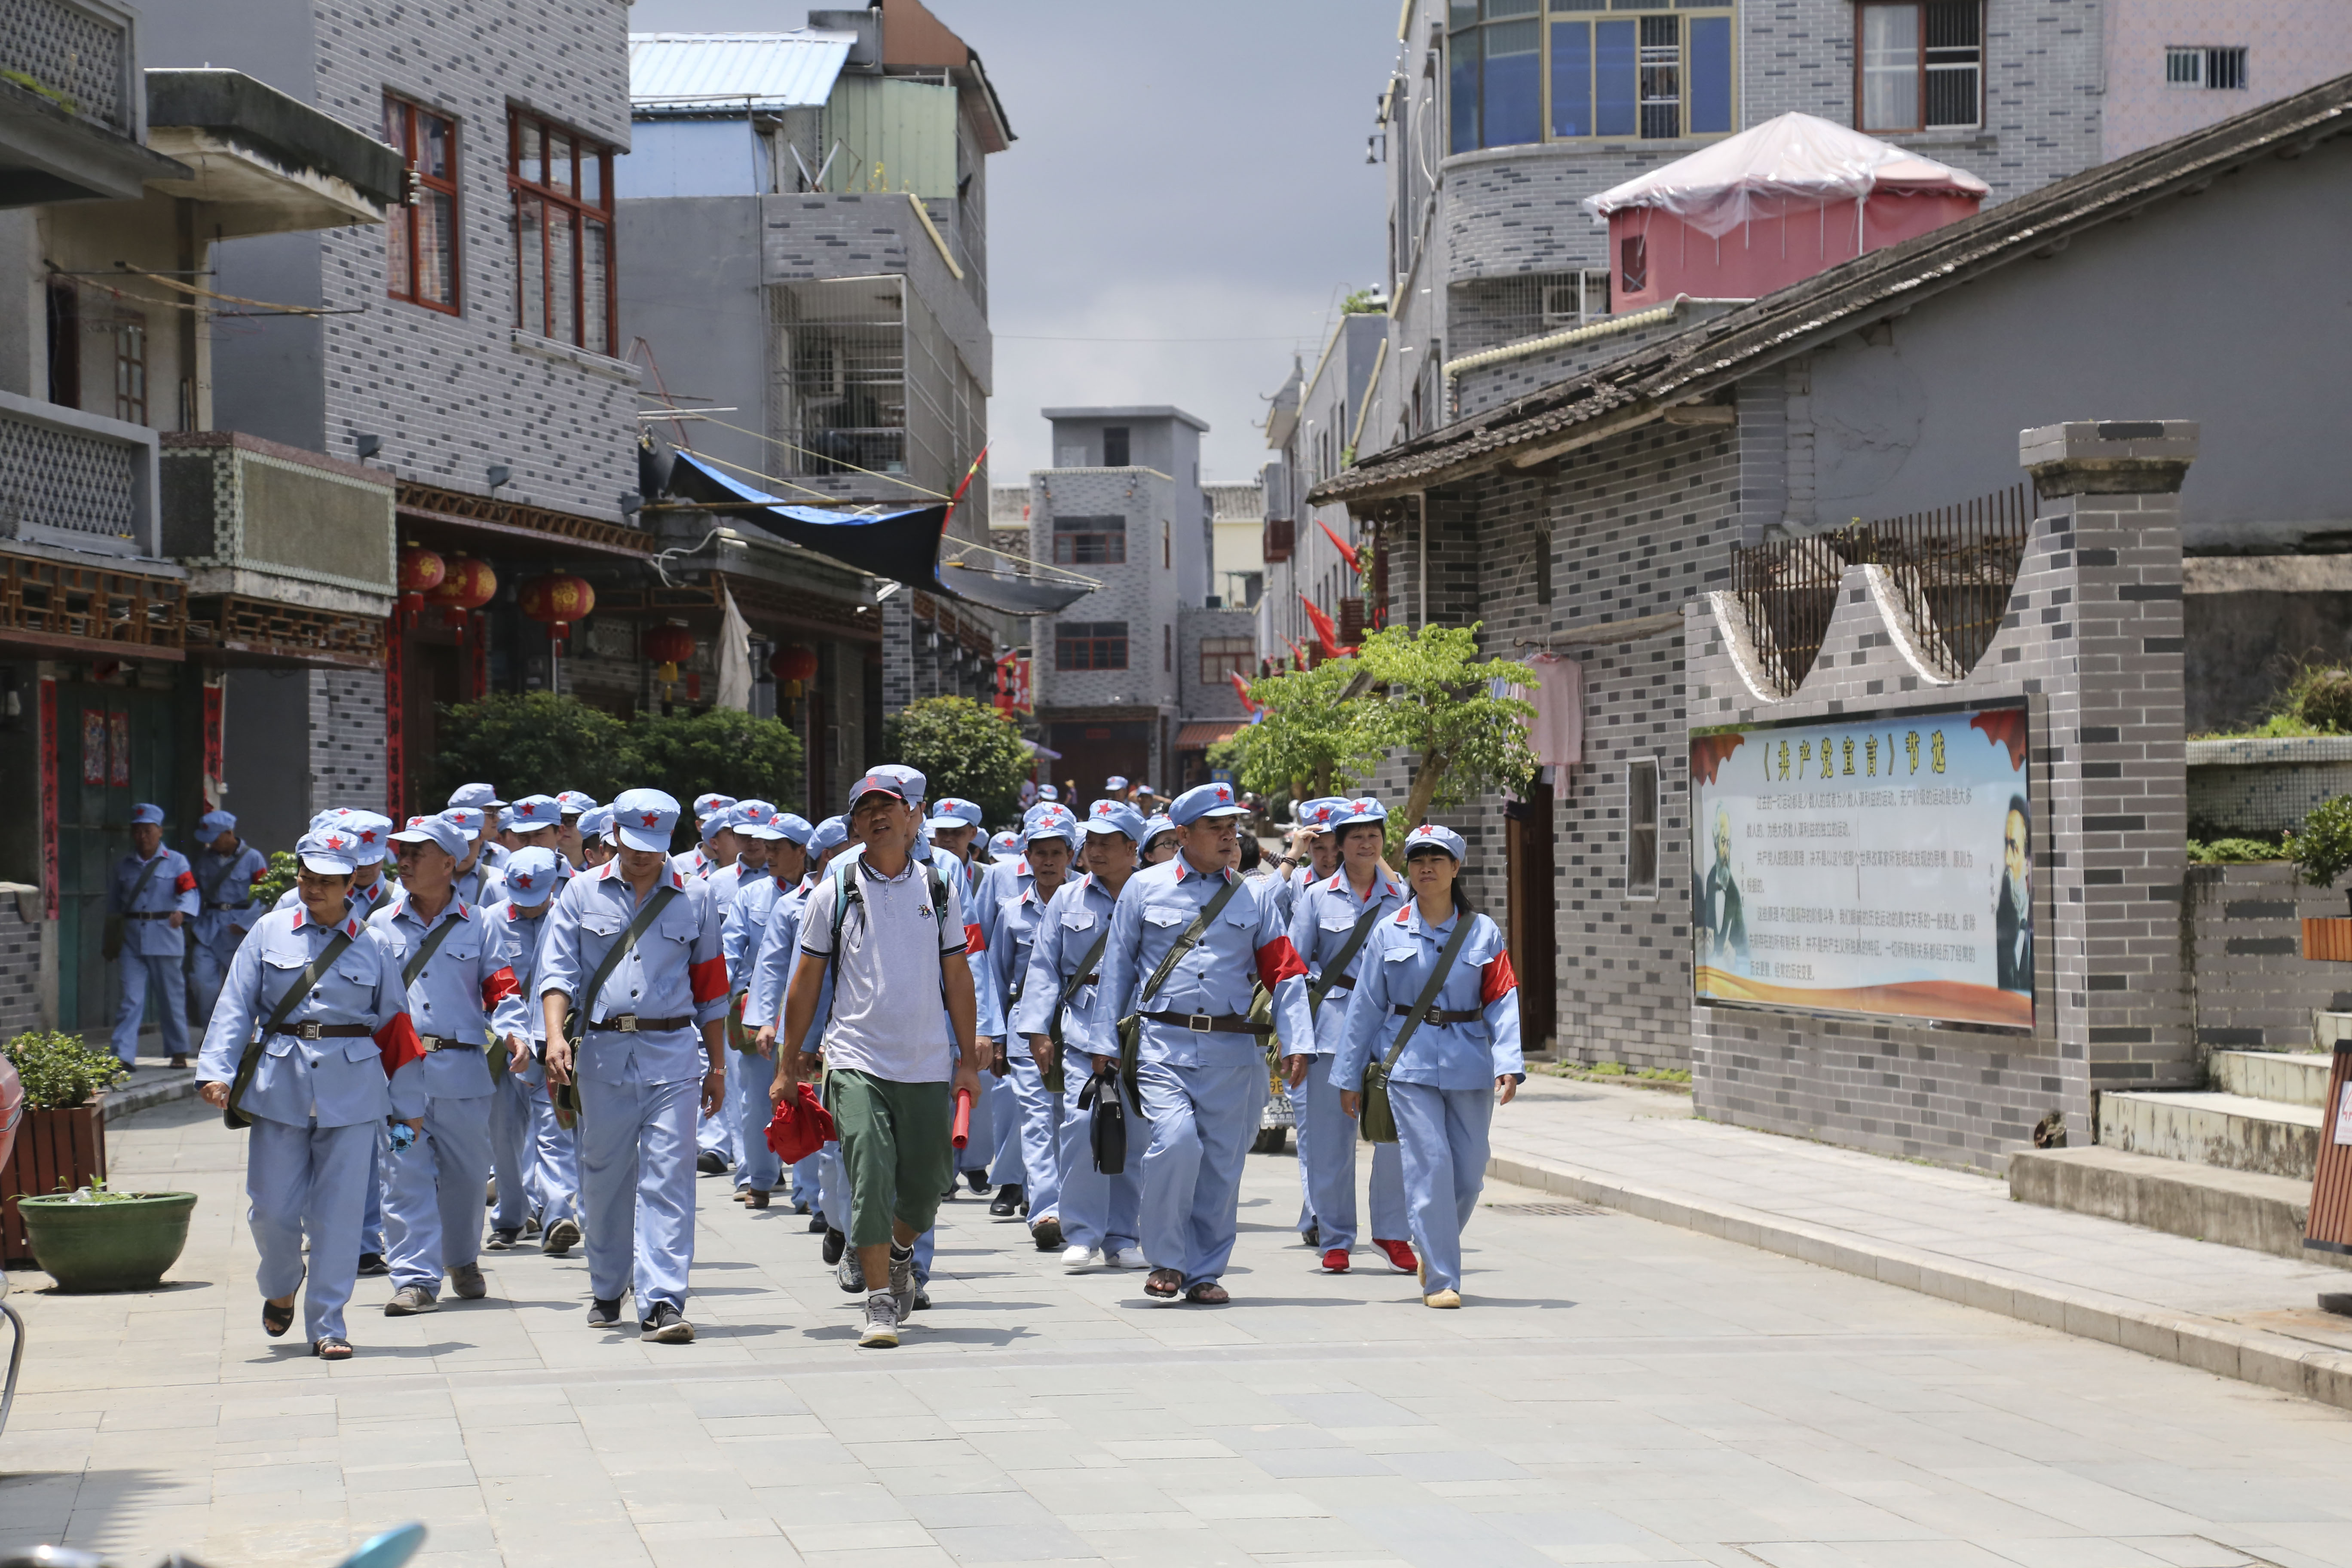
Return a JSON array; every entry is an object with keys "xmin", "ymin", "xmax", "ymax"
[
  {"xmin": 1102, "ymin": 1247, "xmax": 1145, "ymax": 1270},
  {"xmin": 1061, "ymin": 1244, "xmax": 1101, "ymax": 1272}
]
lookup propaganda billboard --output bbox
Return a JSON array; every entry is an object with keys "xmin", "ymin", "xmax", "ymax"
[{"xmin": 1689, "ymin": 701, "xmax": 2033, "ymax": 1029}]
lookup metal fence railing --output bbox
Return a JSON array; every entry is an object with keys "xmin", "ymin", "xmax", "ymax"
[{"xmin": 1730, "ymin": 482, "xmax": 2035, "ymax": 696}]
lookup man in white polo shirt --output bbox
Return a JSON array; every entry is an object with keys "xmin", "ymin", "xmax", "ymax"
[{"xmin": 775, "ymin": 770, "xmax": 983, "ymax": 1349}]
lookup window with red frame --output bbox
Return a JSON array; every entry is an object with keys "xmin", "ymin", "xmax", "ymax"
[
  {"xmin": 509, "ymin": 110, "xmax": 616, "ymax": 354},
  {"xmin": 383, "ymin": 95, "xmax": 459, "ymax": 312}
]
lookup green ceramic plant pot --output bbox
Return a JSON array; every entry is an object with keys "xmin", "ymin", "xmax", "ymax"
[{"xmin": 18, "ymin": 1191, "xmax": 196, "ymax": 1292}]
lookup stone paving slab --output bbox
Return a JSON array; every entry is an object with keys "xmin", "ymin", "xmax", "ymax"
[
  {"xmin": 0, "ymin": 1096, "xmax": 2349, "ymax": 1568},
  {"xmin": 1487, "ymin": 1077, "xmax": 2352, "ymax": 1410}
]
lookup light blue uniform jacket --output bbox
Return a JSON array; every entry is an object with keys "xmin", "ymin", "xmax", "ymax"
[
  {"xmin": 535, "ymin": 861, "xmax": 729, "ymax": 1086},
  {"xmin": 196, "ymin": 906, "xmax": 426, "ymax": 1127},
  {"xmin": 1287, "ymin": 865, "xmax": 1410, "ymax": 1056},
  {"xmin": 192, "ymin": 842, "xmax": 270, "ymax": 949},
  {"xmin": 1085, "ymin": 857, "xmax": 1311, "ymax": 1069},
  {"xmin": 1330, "ymin": 906, "xmax": 1525, "ymax": 1092},
  {"xmin": 367, "ymin": 894, "xmax": 534, "ymax": 1099},
  {"xmin": 1008, "ymin": 873, "xmax": 1119, "ymax": 1048},
  {"xmin": 109, "ymin": 847, "xmax": 198, "ymax": 957}
]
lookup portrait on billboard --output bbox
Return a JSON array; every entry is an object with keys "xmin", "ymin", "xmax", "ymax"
[{"xmin": 1688, "ymin": 701, "xmax": 2033, "ymax": 1029}]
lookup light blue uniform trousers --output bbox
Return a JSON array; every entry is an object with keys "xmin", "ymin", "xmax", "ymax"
[
  {"xmin": 191, "ymin": 936, "xmax": 243, "ymax": 1031},
  {"xmin": 361, "ymin": 1128, "xmax": 386, "ymax": 1255},
  {"xmin": 1054, "ymin": 1075, "xmax": 1141, "ymax": 1255},
  {"xmin": 111, "ymin": 952, "xmax": 188, "ymax": 1064},
  {"xmin": 579, "ymin": 1072, "xmax": 700, "ymax": 1312},
  {"xmin": 1390, "ymin": 1081, "xmax": 1493, "ymax": 1294},
  {"xmin": 1298, "ymin": 1066, "xmax": 1406, "ymax": 1253},
  {"xmin": 247, "ymin": 1116, "xmax": 373, "ymax": 1342},
  {"xmin": 519, "ymin": 1075, "xmax": 580, "ymax": 1226},
  {"xmin": 970, "ymin": 1073, "xmax": 1014, "ymax": 1177},
  {"xmin": 1004, "ymin": 1057, "xmax": 1062, "ymax": 1219},
  {"xmin": 789, "ymin": 1150, "xmax": 822, "ymax": 1209},
  {"xmin": 488, "ymin": 1073, "xmax": 532, "ymax": 1233},
  {"xmin": 734, "ymin": 1049, "xmax": 781, "ymax": 1192},
  {"xmin": 385, "ymin": 1092, "xmax": 493, "ymax": 1292},
  {"xmin": 1137, "ymin": 1059, "xmax": 1264, "ymax": 1288},
  {"xmin": 695, "ymin": 1087, "xmax": 740, "ymax": 1163}
]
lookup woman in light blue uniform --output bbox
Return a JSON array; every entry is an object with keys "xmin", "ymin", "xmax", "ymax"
[
  {"xmin": 718, "ymin": 808, "xmax": 813, "ymax": 1207},
  {"xmin": 196, "ymin": 828, "xmax": 426, "ymax": 1359},
  {"xmin": 980, "ymin": 808, "xmax": 1080, "ymax": 1251},
  {"xmin": 1332, "ymin": 822, "xmax": 1523, "ymax": 1308},
  {"xmin": 488, "ymin": 847, "xmax": 582, "ymax": 1256}
]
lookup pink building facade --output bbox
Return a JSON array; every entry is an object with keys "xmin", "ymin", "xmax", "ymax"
[{"xmin": 2103, "ymin": 1, "xmax": 2352, "ymax": 158}]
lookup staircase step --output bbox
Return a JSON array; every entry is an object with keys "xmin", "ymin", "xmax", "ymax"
[
  {"xmin": 2210, "ymin": 1049, "xmax": 2334, "ymax": 1110},
  {"xmin": 2096, "ymin": 1090, "xmax": 2321, "ymax": 1181},
  {"xmin": 2009, "ymin": 1145, "xmax": 2347, "ymax": 1268}
]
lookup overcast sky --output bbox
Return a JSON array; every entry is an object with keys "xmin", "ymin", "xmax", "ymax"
[{"xmin": 628, "ymin": 0, "xmax": 1402, "ymax": 482}]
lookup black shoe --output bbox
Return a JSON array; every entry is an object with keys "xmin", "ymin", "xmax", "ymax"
[
  {"xmin": 486, "ymin": 1228, "xmax": 520, "ymax": 1251},
  {"xmin": 965, "ymin": 1169, "xmax": 990, "ymax": 1194},
  {"xmin": 909, "ymin": 1284, "xmax": 931, "ymax": 1313},
  {"xmin": 989, "ymin": 1183, "xmax": 1023, "ymax": 1218},
  {"xmin": 1302, "ymin": 1223, "xmax": 1320, "ymax": 1249},
  {"xmin": 793, "ymin": 1200, "xmax": 812, "ymax": 1215},
  {"xmin": 822, "ymin": 1227, "xmax": 847, "ymax": 1266},
  {"xmin": 641, "ymin": 1302, "xmax": 694, "ymax": 1344},
  {"xmin": 1031, "ymin": 1216, "xmax": 1063, "ymax": 1252},
  {"xmin": 587, "ymin": 1297, "xmax": 623, "ymax": 1328},
  {"xmin": 357, "ymin": 1251, "xmax": 389, "ymax": 1277},
  {"xmin": 696, "ymin": 1150, "xmax": 729, "ymax": 1176},
  {"xmin": 807, "ymin": 1214, "xmax": 829, "ymax": 1235}
]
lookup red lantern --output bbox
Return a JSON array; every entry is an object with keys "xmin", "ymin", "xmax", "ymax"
[
  {"xmin": 518, "ymin": 574, "xmax": 596, "ymax": 636},
  {"xmin": 425, "ymin": 555, "xmax": 497, "ymax": 613},
  {"xmin": 398, "ymin": 545, "xmax": 446, "ymax": 608},
  {"xmin": 643, "ymin": 622, "xmax": 695, "ymax": 683},
  {"xmin": 770, "ymin": 643, "xmax": 818, "ymax": 698}
]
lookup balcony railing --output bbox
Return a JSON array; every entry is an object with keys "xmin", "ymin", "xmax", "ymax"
[
  {"xmin": 0, "ymin": 0, "xmax": 133, "ymax": 132},
  {"xmin": 0, "ymin": 389, "xmax": 159, "ymax": 556}
]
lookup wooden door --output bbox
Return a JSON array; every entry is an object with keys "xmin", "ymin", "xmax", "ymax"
[
  {"xmin": 1504, "ymin": 776, "xmax": 1557, "ymax": 1054},
  {"xmin": 53, "ymin": 679, "xmax": 180, "ymax": 1035}
]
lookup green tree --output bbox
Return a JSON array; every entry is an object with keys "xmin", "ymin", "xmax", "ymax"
[
  {"xmin": 622, "ymin": 707, "xmax": 806, "ymax": 848},
  {"xmin": 1211, "ymin": 657, "xmax": 1373, "ymax": 801},
  {"xmin": 883, "ymin": 696, "xmax": 1031, "ymax": 827},
  {"xmin": 431, "ymin": 692, "xmax": 631, "ymax": 803},
  {"xmin": 1353, "ymin": 623, "xmax": 1538, "ymax": 833}
]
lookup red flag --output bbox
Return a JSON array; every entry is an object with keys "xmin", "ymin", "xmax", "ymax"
[
  {"xmin": 1286, "ymin": 637, "xmax": 1311, "ymax": 670},
  {"xmin": 1316, "ymin": 519, "xmax": 1361, "ymax": 574},
  {"xmin": 1300, "ymin": 595, "xmax": 1357, "ymax": 660},
  {"xmin": 1229, "ymin": 669, "xmax": 1261, "ymax": 714}
]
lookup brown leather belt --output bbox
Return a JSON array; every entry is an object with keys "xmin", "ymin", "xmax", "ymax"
[
  {"xmin": 588, "ymin": 1014, "xmax": 692, "ymax": 1034},
  {"xmin": 1073, "ymin": 972, "xmax": 1099, "ymax": 986},
  {"xmin": 420, "ymin": 1035, "xmax": 489, "ymax": 1052},
  {"xmin": 1140, "ymin": 1010, "xmax": 1268, "ymax": 1035},
  {"xmin": 125, "ymin": 911, "xmax": 176, "ymax": 920},
  {"xmin": 1321, "ymin": 977, "xmax": 1357, "ymax": 992},
  {"xmin": 271, "ymin": 1023, "xmax": 371, "ymax": 1040},
  {"xmin": 1391, "ymin": 1004, "xmax": 1481, "ymax": 1026}
]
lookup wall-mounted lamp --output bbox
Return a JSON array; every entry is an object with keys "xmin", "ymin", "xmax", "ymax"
[
  {"xmin": 354, "ymin": 433, "xmax": 382, "ymax": 460},
  {"xmin": 486, "ymin": 464, "xmax": 512, "ymax": 492}
]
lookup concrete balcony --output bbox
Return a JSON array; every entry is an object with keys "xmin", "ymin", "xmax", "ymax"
[
  {"xmin": 0, "ymin": 0, "xmax": 185, "ymax": 206},
  {"xmin": 0, "ymin": 388, "xmax": 159, "ymax": 556}
]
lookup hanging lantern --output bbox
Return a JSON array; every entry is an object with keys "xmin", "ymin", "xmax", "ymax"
[
  {"xmin": 643, "ymin": 622, "xmax": 695, "ymax": 684},
  {"xmin": 770, "ymin": 643, "xmax": 818, "ymax": 698},
  {"xmin": 424, "ymin": 555, "xmax": 497, "ymax": 616},
  {"xmin": 518, "ymin": 574, "xmax": 596, "ymax": 647},
  {"xmin": 398, "ymin": 545, "xmax": 446, "ymax": 609}
]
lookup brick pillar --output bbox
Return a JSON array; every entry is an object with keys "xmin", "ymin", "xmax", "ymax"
[{"xmin": 2020, "ymin": 420, "xmax": 2198, "ymax": 1117}]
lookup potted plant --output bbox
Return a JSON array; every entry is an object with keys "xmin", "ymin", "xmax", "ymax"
[
  {"xmin": 2291, "ymin": 794, "xmax": 2352, "ymax": 959},
  {"xmin": 18, "ymin": 1180, "xmax": 197, "ymax": 1292},
  {"xmin": 0, "ymin": 1032, "xmax": 126, "ymax": 1265}
]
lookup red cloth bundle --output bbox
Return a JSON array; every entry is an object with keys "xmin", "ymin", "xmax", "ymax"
[{"xmin": 764, "ymin": 1081, "xmax": 838, "ymax": 1166}]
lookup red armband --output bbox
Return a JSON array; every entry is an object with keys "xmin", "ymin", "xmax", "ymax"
[
  {"xmin": 964, "ymin": 921, "xmax": 986, "ymax": 956},
  {"xmin": 375, "ymin": 1013, "xmax": 426, "ymax": 1078},
  {"xmin": 481, "ymin": 965, "xmax": 521, "ymax": 1008},
  {"xmin": 173, "ymin": 870, "xmax": 198, "ymax": 894},
  {"xmin": 1480, "ymin": 951, "xmax": 1519, "ymax": 1005},
  {"xmin": 689, "ymin": 954, "xmax": 729, "ymax": 1004},
  {"xmin": 1256, "ymin": 936, "xmax": 1308, "ymax": 989}
]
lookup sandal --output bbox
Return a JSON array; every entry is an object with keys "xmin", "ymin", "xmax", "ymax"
[
  {"xmin": 262, "ymin": 1298, "xmax": 295, "ymax": 1338},
  {"xmin": 1143, "ymin": 1268, "xmax": 1183, "ymax": 1300},
  {"xmin": 1183, "ymin": 1282, "xmax": 1230, "ymax": 1306},
  {"xmin": 312, "ymin": 1336, "xmax": 352, "ymax": 1361}
]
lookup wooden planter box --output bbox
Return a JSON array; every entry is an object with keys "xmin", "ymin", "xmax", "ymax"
[
  {"xmin": 1, "ymin": 1103, "xmax": 107, "ymax": 1266},
  {"xmin": 2304, "ymin": 919, "xmax": 2352, "ymax": 962}
]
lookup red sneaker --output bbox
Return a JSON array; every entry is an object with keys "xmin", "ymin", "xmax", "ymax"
[
  {"xmin": 1320, "ymin": 1247, "xmax": 1351, "ymax": 1274},
  {"xmin": 1375, "ymin": 1238, "xmax": 1418, "ymax": 1274}
]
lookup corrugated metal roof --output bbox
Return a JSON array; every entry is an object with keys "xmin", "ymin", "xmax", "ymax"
[{"xmin": 629, "ymin": 32, "xmax": 853, "ymax": 115}]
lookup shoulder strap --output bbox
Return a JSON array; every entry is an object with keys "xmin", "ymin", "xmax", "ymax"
[
  {"xmin": 1048, "ymin": 919, "xmax": 1116, "ymax": 1052},
  {"xmin": 577, "ymin": 884, "xmax": 680, "ymax": 1027},
  {"xmin": 226, "ymin": 927, "xmax": 357, "ymax": 1128},
  {"xmin": 125, "ymin": 853, "xmax": 165, "ymax": 906},
  {"xmin": 400, "ymin": 909, "xmax": 465, "ymax": 989},
  {"xmin": 1308, "ymin": 893, "xmax": 1390, "ymax": 1019},
  {"xmin": 1137, "ymin": 874, "xmax": 1245, "ymax": 1011},
  {"xmin": 1377, "ymin": 912, "xmax": 1478, "ymax": 1078}
]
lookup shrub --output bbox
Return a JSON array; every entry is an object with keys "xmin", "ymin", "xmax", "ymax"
[
  {"xmin": 2289, "ymin": 794, "xmax": 2352, "ymax": 888},
  {"xmin": 621, "ymin": 707, "xmax": 806, "ymax": 845},
  {"xmin": 882, "ymin": 696, "xmax": 1032, "ymax": 828},
  {"xmin": 252, "ymin": 849, "xmax": 300, "ymax": 909},
  {"xmin": 3, "ymin": 1031, "xmax": 129, "ymax": 1110}
]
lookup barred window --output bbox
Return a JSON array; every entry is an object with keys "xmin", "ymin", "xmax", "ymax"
[
  {"xmin": 1199, "ymin": 636, "xmax": 1255, "ymax": 685},
  {"xmin": 510, "ymin": 110, "xmax": 616, "ymax": 354},
  {"xmin": 1053, "ymin": 514, "xmax": 1125, "ymax": 566},
  {"xmin": 1451, "ymin": 0, "xmax": 1735, "ymax": 151},
  {"xmin": 384, "ymin": 95, "xmax": 459, "ymax": 313},
  {"xmin": 1858, "ymin": 2, "xmax": 1983, "ymax": 133},
  {"xmin": 1057, "ymin": 621, "xmax": 1128, "ymax": 671}
]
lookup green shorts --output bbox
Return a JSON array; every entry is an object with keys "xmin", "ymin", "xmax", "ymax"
[{"xmin": 826, "ymin": 1069, "xmax": 955, "ymax": 1248}]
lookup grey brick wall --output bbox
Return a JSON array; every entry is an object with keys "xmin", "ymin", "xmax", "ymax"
[
  {"xmin": 309, "ymin": 668, "xmax": 387, "ymax": 817},
  {"xmin": 0, "ymin": 888, "xmax": 42, "ymax": 1040},
  {"xmin": 1030, "ymin": 469, "xmax": 1181, "ymax": 717},
  {"xmin": 2184, "ymin": 861, "xmax": 2352, "ymax": 1052},
  {"xmin": 1179, "ymin": 607, "xmax": 1256, "ymax": 720}
]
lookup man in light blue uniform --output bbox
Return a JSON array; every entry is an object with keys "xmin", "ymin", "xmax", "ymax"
[
  {"xmin": 373, "ymin": 815, "xmax": 533, "ymax": 1315},
  {"xmin": 1287, "ymin": 796, "xmax": 1413, "ymax": 1275},
  {"xmin": 674, "ymin": 794, "xmax": 739, "ymax": 882},
  {"xmin": 717, "ymin": 805, "xmax": 809, "ymax": 1207},
  {"xmin": 484, "ymin": 848, "xmax": 568, "ymax": 1251},
  {"xmin": 556, "ymin": 790, "xmax": 599, "ymax": 868},
  {"xmin": 1270, "ymin": 797, "xmax": 1341, "ymax": 1239},
  {"xmin": 109, "ymin": 802, "xmax": 200, "ymax": 1069},
  {"xmin": 448, "ymin": 784, "xmax": 511, "ymax": 871},
  {"xmin": 196, "ymin": 827, "xmax": 426, "ymax": 1359},
  {"xmin": 440, "ymin": 808, "xmax": 508, "ymax": 907},
  {"xmin": 1086, "ymin": 782, "xmax": 1312, "ymax": 1305},
  {"xmin": 539, "ymin": 789, "xmax": 731, "ymax": 1344},
  {"xmin": 980, "ymin": 808, "xmax": 1080, "ymax": 1249},
  {"xmin": 1014, "ymin": 800, "xmax": 1146, "ymax": 1271},
  {"xmin": 972, "ymin": 802, "xmax": 1072, "ymax": 1210},
  {"xmin": 692, "ymin": 802, "xmax": 769, "ymax": 1174},
  {"xmin": 506, "ymin": 794, "xmax": 565, "ymax": 855},
  {"xmin": 190, "ymin": 809, "xmax": 270, "ymax": 1030},
  {"xmin": 1331, "ymin": 822, "xmax": 1525, "ymax": 1306}
]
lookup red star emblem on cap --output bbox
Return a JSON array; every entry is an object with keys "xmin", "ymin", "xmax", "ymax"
[
  {"xmin": 326, "ymin": 834, "xmax": 345, "ymax": 849},
  {"xmin": 514, "ymin": 873, "xmax": 534, "ymax": 889},
  {"xmin": 640, "ymin": 812, "xmax": 660, "ymax": 827},
  {"xmin": 358, "ymin": 828, "xmax": 377, "ymax": 843},
  {"xmin": 521, "ymin": 803, "xmax": 536, "ymax": 816},
  {"xmin": 1214, "ymin": 786, "xmax": 1231, "ymax": 801}
]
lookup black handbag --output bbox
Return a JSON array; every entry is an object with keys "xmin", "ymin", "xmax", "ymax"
[{"xmin": 1079, "ymin": 1065, "xmax": 1127, "ymax": 1175}]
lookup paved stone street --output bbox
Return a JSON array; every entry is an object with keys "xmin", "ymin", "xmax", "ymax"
[{"xmin": 3, "ymin": 1095, "xmax": 2350, "ymax": 1568}]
